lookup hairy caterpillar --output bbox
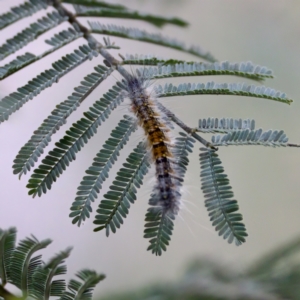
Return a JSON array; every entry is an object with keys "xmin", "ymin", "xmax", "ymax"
[{"xmin": 123, "ymin": 70, "xmax": 182, "ymax": 217}]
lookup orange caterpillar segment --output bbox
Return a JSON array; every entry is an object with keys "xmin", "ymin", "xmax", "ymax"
[
  {"xmin": 148, "ymin": 129, "xmax": 170, "ymax": 145},
  {"xmin": 152, "ymin": 142, "xmax": 172, "ymax": 160}
]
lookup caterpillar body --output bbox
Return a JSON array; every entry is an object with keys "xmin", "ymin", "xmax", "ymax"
[{"xmin": 124, "ymin": 73, "xmax": 182, "ymax": 216}]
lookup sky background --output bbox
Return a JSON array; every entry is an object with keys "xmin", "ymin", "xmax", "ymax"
[{"xmin": 0, "ymin": 0, "xmax": 300, "ymax": 297}]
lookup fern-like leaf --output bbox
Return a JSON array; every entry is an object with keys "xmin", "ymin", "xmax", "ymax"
[
  {"xmin": 144, "ymin": 208, "xmax": 175, "ymax": 256},
  {"xmin": 26, "ymin": 85, "xmax": 125, "ymax": 197},
  {"xmin": 0, "ymin": 28, "xmax": 84, "ymax": 80},
  {"xmin": 70, "ymin": 115, "xmax": 137, "ymax": 226},
  {"xmin": 45, "ymin": 27, "xmax": 83, "ymax": 48},
  {"xmin": 155, "ymin": 81, "xmax": 293, "ymax": 104},
  {"xmin": 13, "ymin": 64, "xmax": 112, "ymax": 178},
  {"xmin": 0, "ymin": 11, "xmax": 67, "ymax": 61},
  {"xmin": 137, "ymin": 61, "xmax": 273, "ymax": 82},
  {"xmin": 94, "ymin": 142, "xmax": 150, "ymax": 235},
  {"xmin": 0, "ymin": 227, "xmax": 16, "ymax": 285},
  {"xmin": 74, "ymin": 4, "xmax": 188, "ymax": 28},
  {"xmin": 0, "ymin": 44, "xmax": 97, "ymax": 123},
  {"xmin": 212, "ymin": 129, "xmax": 288, "ymax": 147},
  {"xmin": 89, "ymin": 22, "xmax": 216, "ymax": 62},
  {"xmin": 59, "ymin": 269, "xmax": 105, "ymax": 300},
  {"xmin": 199, "ymin": 148, "xmax": 247, "ymax": 245},
  {"xmin": 0, "ymin": 52, "xmax": 37, "ymax": 80},
  {"xmin": 198, "ymin": 117, "xmax": 255, "ymax": 133},
  {"xmin": 9, "ymin": 236, "xmax": 52, "ymax": 294},
  {"xmin": 62, "ymin": 0, "xmax": 125, "ymax": 9},
  {"xmin": 30, "ymin": 247, "xmax": 72, "ymax": 299},
  {"xmin": 0, "ymin": 0, "xmax": 48, "ymax": 30}
]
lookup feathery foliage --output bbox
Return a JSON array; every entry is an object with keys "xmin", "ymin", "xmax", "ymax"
[
  {"xmin": 0, "ymin": 227, "xmax": 104, "ymax": 300},
  {"xmin": 73, "ymin": 3, "xmax": 188, "ymax": 28},
  {"xmin": 13, "ymin": 64, "xmax": 112, "ymax": 178},
  {"xmin": 0, "ymin": 11, "xmax": 67, "ymax": 61},
  {"xmin": 0, "ymin": 0, "xmax": 299, "ymax": 257},
  {"xmin": 0, "ymin": 0, "xmax": 48, "ymax": 30},
  {"xmin": 70, "ymin": 115, "xmax": 137, "ymax": 226},
  {"xmin": 199, "ymin": 148, "xmax": 247, "ymax": 245},
  {"xmin": 155, "ymin": 81, "xmax": 292, "ymax": 104},
  {"xmin": 94, "ymin": 142, "xmax": 150, "ymax": 235},
  {"xmin": 198, "ymin": 117, "xmax": 255, "ymax": 133},
  {"xmin": 133, "ymin": 60, "xmax": 274, "ymax": 82},
  {"xmin": 26, "ymin": 84, "xmax": 125, "ymax": 197},
  {"xmin": 89, "ymin": 22, "xmax": 216, "ymax": 62},
  {"xmin": 100, "ymin": 235, "xmax": 300, "ymax": 300}
]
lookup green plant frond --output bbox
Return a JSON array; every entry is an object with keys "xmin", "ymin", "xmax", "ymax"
[
  {"xmin": 212, "ymin": 128, "xmax": 288, "ymax": 147},
  {"xmin": 62, "ymin": 0, "xmax": 126, "ymax": 10},
  {"xmin": 121, "ymin": 54, "xmax": 182, "ymax": 66},
  {"xmin": 59, "ymin": 269, "xmax": 105, "ymax": 300},
  {"xmin": 30, "ymin": 248, "xmax": 72, "ymax": 299},
  {"xmin": 9, "ymin": 235, "xmax": 52, "ymax": 294},
  {"xmin": 139, "ymin": 61, "xmax": 273, "ymax": 82},
  {"xmin": 155, "ymin": 81, "xmax": 293, "ymax": 105},
  {"xmin": 0, "ymin": 227, "xmax": 16, "ymax": 286},
  {"xmin": 74, "ymin": 4, "xmax": 188, "ymax": 28},
  {"xmin": 0, "ymin": 52, "xmax": 37, "ymax": 80},
  {"xmin": 0, "ymin": 44, "xmax": 97, "ymax": 124},
  {"xmin": 198, "ymin": 118, "xmax": 255, "ymax": 133},
  {"xmin": 94, "ymin": 142, "xmax": 150, "ymax": 235},
  {"xmin": 45, "ymin": 27, "xmax": 83, "ymax": 48},
  {"xmin": 88, "ymin": 22, "xmax": 216, "ymax": 62},
  {"xmin": 247, "ymin": 235, "xmax": 300, "ymax": 277},
  {"xmin": 172, "ymin": 132, "xmax": 195, "ymax": 173},
  {"xmin": 199, "ymin": 148, "xmax": 247, "ymax": 245},
  {"xmin": 0, "ymin": 11, "xmax": 67, "ymax": 62},
  {"xmin": 70, "ymin": 115, "xmax": 137, "ymax": 226},
  {"xmin": 26, "ymin": 85, "xmax": 125, "ymax": 197},
  {"xmin": 123, "ymin": 54, "xmax": 273, "ymax": 82},
  {"xmin": 144, "ymin": 207, "xmax": 175, "ymax": 256},
  {"xmin": 0, "ymin": 28, "xmax": 84, "ymax": 81},
  {"xmin": 13, "ymin": 64, "xmax": 112, "ymax": 178},
  {"xmin": 0, "ymin": 0, "xmax": 48, "ymax": 30}
]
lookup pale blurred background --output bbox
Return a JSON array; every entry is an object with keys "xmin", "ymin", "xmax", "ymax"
[{"xmin": 0, "ymin": 0, "xmax": 300, "ymax": 298}]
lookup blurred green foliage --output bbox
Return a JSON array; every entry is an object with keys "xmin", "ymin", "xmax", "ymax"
[{"xmin": 100, "ymin": 235, "xmax": 300, "ymax": 300}]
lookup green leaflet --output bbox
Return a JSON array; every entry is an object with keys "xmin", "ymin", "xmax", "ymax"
[
  {"xmin": 89, "ymin": 22, "xmax": 216, "ymax": 62},
  {"xmin": 26, "ymin": 85, "xmax": 125, "ymax": 197},
  {"xmin": 70, "ymin": 115, "xmax": 137, "ymax": 226},
  {"xmin": 0, "ymin": 11, "xmax": 67, "ymax": 61},
  {"xmin": 9, "ymin": 236, "xmax": 52, "ymax": 294},
  {"xmin": 0, "ymin": 227, "xmax": 104, "ymax": 299},
  {"xmin": 132, "ymin": 60, "xmax": 273, "ymax": 82},
  {"xmin": 59, "ymin": 269, "xmax": 105, "ymax": 300},
  {"xmin": 13, "ymin": 64, "xmax": 111, "ymax": 178},
  {"xmin": 199, "ymin": 148, "xmax": 247, "ymax": 245},
  {"xmin": 212, "ymin": 128, "xmax": 288, "ymax": 147},
  {"xmin": 0, "ymin": 228, "xmax": 16, "ymax": 286},
  {"xmin": 94, "ymin": 142, "xmax": 150, "ymax": 235},
  {"xmin": 198, "ymin": 117, "xmax": 255, "ymax": 133},
  {"xmin": 30, "ymin": 248, "xmax": 72, "ymax": 299},
  {"xmin": 0, "ymin": 0, "xmax": 48, "ymax": 30},
  {"xmin": 156, "ymin": 82, "xmax": 293, "ymax": 105},
  {"xmin": 0, "ymin": 44, "xmax": 96, "ymax": 124},
  {"xmin": 73, "ymin": 3, "xmax": 188, "ymax": 28}
]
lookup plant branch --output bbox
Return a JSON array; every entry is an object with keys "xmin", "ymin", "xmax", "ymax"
[
  {"xmin": 158, "ymin": 103, "xmax": 217, "ymax": 150},
  {"xmin": 287, "ymin": 143, "xmax": 300, "ymax": 148}
]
